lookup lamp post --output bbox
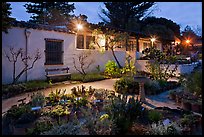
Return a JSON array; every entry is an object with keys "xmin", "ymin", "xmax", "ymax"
[{"xmin": 150, "ymin": 38, "xmax": 156, "ymax": 47}]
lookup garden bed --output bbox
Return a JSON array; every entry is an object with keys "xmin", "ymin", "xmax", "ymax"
[{"xmin": 2, "ymin": 85, "xmax": 202, "ymax": 135}]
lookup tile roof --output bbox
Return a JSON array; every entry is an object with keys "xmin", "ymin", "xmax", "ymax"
[{"xmin": 11, "ymin": 21, "xmax": 75, "ymax": 34}]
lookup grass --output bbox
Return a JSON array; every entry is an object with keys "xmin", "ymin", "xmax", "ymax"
[
  {"xmin": 70, "ymin": 73, "xmax": 107, "ymax": 82},
  {"xmin": 2, "ymin": 80, "xmax": 50, "ymax": 99}
]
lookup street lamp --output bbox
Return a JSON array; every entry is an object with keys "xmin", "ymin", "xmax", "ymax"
[{"xmin": 150, "ymin": 38, "xmax": 156, "ymax": 47}]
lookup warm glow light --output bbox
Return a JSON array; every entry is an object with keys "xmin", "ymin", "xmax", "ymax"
[
  {"xmin": 186, "ymin": 40, "xmax": 190, "ymax": 44},
  {"xmin": 76, "ymin": 24, "xmax": 83, "ymax": 31},
  {"xmin": 150, "ymin": 38, "xmax": 156, "ymax": 42}
]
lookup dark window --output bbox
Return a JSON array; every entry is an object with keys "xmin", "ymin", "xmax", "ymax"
[
  {"xmin": 86, "ymin": 36, "xmax": 93, "ymax": 49},
  {"xmin": 45, "ymin": 39, "xmax": 63, "ymax": 65},
  {"xmin": 77, "ymin": 35, "xmax": 84, "ymax": 49}
]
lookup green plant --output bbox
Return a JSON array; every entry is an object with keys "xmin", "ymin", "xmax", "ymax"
[
  {"xmin": 15, "ymin": 112, "xmax": 36, "ymax": 124},
  {"xmin": 6, "ymin": 104, "xmax": 31, "ymax": 119},
  {"xmin": 148, "ymin": 110, "xmax": 163, "ymax": 123},
  {"xmin": 104, "ymin": 95, "xmax": 143, "ymax": 134},
  {"xmin": 114, "ymin": 77, "xmax": 139, "ymax": 94},
  {"xmin": 46, "ymin": 89, "xmax": 66, "ymax": 105},
  {"xmin": 180, "ymin": 114, "xmax": 197, "ymax": 127},
  {"xmin": 104, "ymin": 60, "xmax": 121, "ymax": 78},
  {"xmin": 26, "ymin": 116, "xmax": 54, "ymax": 135},
  {"xmin": 144, "ymin": 80, "xmax": 161, "ymax": 95},
  {"xmin": 147, "ymin": 121, "xmax": 182, "ymax": 135},
  {"xmin": 42, "ymin": 115, "xmax": 89, "ymax": 135},
  {"xmin": 71, "ymin": 73, "xmax": 106, "ymax": 82},
  {"xmin": 80, "ymin": 107, "xmax": 117, "ymax": 135},
  {"xmin": 121, "ymin": 59, "xmax": 136, "ymax": 77},
  {"xmin": 31, "ymin": 91, "xmax": 45, "ymax": 107},
  {"xmin": 184, "ymin": 71, "xmax": 202, "ymax": 96}
]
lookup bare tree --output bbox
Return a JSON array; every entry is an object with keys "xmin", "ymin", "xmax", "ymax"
[
  {"xmin": 4, "ymin": 47, "xmax": 41, "ymax": 84},
  {"xmin": 72, "ymin": 50, "xmax": 94, "ymax": 78}
]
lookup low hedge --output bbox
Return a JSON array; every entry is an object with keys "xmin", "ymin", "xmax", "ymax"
[{"xmin": 70, "ymin": 73, "xmax": 107, "ymax": 83}]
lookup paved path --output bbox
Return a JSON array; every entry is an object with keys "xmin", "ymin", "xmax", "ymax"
[
  {"xmin": 2, "ymin": 78, "xmax": 181, "ymax": 115},
  {"xmin": 2, "ymin": 79, "xmax": 118, "ymax": 115}
]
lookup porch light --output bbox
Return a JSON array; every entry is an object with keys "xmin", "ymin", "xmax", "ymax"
[
  {"xmin": 186, "ymin": 39, "xmax": 190, "ymax": 44},
  {"xmin": 76, "ymin": 24, "xmax": 83, "ymax": 31},
  {"xmin": 150, "ymin": 38, "xmax": 156, "ymax": 47}
]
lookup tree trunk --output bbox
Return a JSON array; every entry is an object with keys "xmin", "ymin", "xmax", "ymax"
[
  {"xmin": 111, "ymin": 48, "xmax": 122, "ymax": 68},
  {"xmin": 13, "ymin": 62, "xmax": 16, "ymax": 84}
]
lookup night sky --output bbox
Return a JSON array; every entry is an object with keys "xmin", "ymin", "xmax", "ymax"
[{"xmin": 9, "ymin": 2, "xmax": 202, "ymax": 35}]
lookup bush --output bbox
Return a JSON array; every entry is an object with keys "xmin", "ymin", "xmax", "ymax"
[
  {"xmin": 144, "ymin": 80, "xmax": 161, "ymax": 95},
  {"xmin": 6, "ymin": 104, "xmax": 31, "ymax": 119},
  {"xmin": 147, "ymin": 121, "xmax": 182, "ymax": 135},
  {"xmin": 2, "ymin": 80, "xmax": 50, "ymax": 99},
  {"xmin": 104, "ymin": 60, "xmax": 121, "ymax": 78},
  {"xmin": 104, "ymin": 95, "xmax": 143, "ymax": 134},
  {"xmin": 148, "ymin": 110, "xmax": 162, "ymax": 123},
  {"xmin": 184, "ymin": 71, "xmax": 202, "ymax": 96},
  {"xmin": 31, "ymin": 91, "xmax": 46, "ymax": 107},
  {"xmin": 71, "ymin": 73, "xmax": 106, "ymax": 82},
  {"xmin": 114, "ymin": 77, "xmax": 139, "ymax": 94}
]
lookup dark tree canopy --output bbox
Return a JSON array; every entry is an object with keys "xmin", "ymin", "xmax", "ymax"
[
  {"xmin": 141, "ymin": 17, "xmax": 181, "ymax": 37},
  {"xmin": 24, "ymin": 2, "xmax": 75, "ymax": 25},
  {"xmin": 181, "ymin": 25, "xmax": 200, "ymax": 45},
  {"xmin": 2, "ymin": 2, "xmax": 15, "ymax": 33},
  {"xmin": 99, "ymin": 2, "xmax": 155, "ymax": 29}
]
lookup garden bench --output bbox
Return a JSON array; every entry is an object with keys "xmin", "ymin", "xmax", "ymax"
[{"xmin": 45, "ymin": 67, "xmax": 71, "ymax": 81}]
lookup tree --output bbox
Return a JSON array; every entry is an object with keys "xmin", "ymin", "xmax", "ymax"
[
  {"xmin": 2, "ymin": 2, "xmax": 15, "ymax": 33},
  {"xmin": 91, "ymin": 28, "xmax": 129, "ymax": 68},
  {"xmin": 24, "ymin": 2, "xmax": 75, "ymax": 25},
  {"xmin": 72, "ymin": 50, "xmax": 95, "ymax": 79},
  {"xmin": 4, "ymin": 47, "xmax": 41, "ymax": 84},
  {"xmin": 99, "ymin": 2, "xmax": 155, "ymax": 29}
]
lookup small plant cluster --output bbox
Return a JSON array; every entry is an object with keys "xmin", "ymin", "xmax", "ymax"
[
  {"xmin": 104, "ymin": 60, "xmax": 136, "ymax": 78},
  {"xmin": 104, "ymin": 95, "xmax": 144, "ymax": 133},
  {"xmin": 70, "ymin": 73, "xmax": 106, "ymax": 82},
  {"xmin": 2, "ymin": 80, "xmax": 50, "ymax": 99},
  {"xmin": 147, "ymin": 121, "xmax": 182, "ymax": 135},
  {"xmin": 114, "ymin": 77, "xmax": 139, "ymax": 94}
]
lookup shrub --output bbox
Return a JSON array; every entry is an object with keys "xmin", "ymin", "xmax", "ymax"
[
  {"xmin": 31, "ymin": 91, "xmax": 46, "ymax": 107},
  {"xmin": 6, "ymin": 104, "xmax": 31, "ymax": 119},
  {"xmin": 71, "ymin": 73, "xmax": 106, "ymax": 82},
  {"xmin": 104, "ymin": 95, "xmax": 143, "ymax": 134},
  {"xmin": 114, "ymin": 77, "xmax": 139, "ymax": 94},
  {"xmin": 104, "ymin": 60, "xmax": 121, "ymax": 78},
  {"xmin": 148, "ymin": 110, "xmax": 163, "ymax": 123},
  {"xmin": 144, "ymin": 80, "xmax": 161, "ymax": 95},
  {"xmin": 147, "ymin": 121, "xmax": 182, "ymax": 135},
  {"xmin": 26, "ymin": 116, "xmax": 54, "ymax": 135},
  {"xmin": 184, "ymin": 71, "xmax": 202, "ymax": 96}
]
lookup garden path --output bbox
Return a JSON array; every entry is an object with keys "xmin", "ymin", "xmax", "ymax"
[{"xmin": 2, "ymin": 78, "xmax": 181, "ymax": 116}]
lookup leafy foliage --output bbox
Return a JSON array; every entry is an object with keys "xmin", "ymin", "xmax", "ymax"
[
  {"xmin": 31, "ymin": 91, "xmax": 45, "ymax": 107},
  {"xmin": 147, "ymin": 121, "xmax": 182, "ymax": 135},
  {"xmin": 114, "ymin": 77, "xmax": 139, "ymax": 94},
  {"xmin": 2, "ymin": 2, "xmax": 15, "ymax": 33},
  {"xmin": 148, "ymin": 110, "xmax": 163, "ymax": 123},
  {"xmin": 104, "ymin": 60, "xmax": 121, "ymax": 78},
  {"xmin": 99, "ymin": 2, "xmax": 155, "ymax": 29}
]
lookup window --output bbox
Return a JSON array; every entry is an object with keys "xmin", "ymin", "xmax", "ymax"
[
  {"xmin": 143, "ymin": 42, "xmax": 150, "ymax": 50},
  {"xmin": 45, "ymin": 38, "xmax": 63, "ymax": 65},
  {"xmin": 77, "ymin": 35, "xmax": 95, "ymax": 49},
  {"xmin": 77, "ymin": 35, "xmax": 84, "ymax": 49},
  {"xmin": 86, "ymin": 36, "xmax": 92, "ymax": 49}
]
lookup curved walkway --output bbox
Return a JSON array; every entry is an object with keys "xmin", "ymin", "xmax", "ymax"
[{"xmin": 2, "ymin": 78, "xmax": 180, "ymax": 115}]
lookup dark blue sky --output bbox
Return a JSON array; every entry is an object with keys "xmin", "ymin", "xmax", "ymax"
[{"xmin": 9, "ymin": 2, "xmax": 202, "ymax": 34}]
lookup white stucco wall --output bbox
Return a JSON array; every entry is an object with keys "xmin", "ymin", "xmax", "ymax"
[
  {"xmin": 135, "ymin": 60, "xmax": 199, "ymax": 76},
  {"xmin": 2, "ymin": 27, "xmax": 126, "ymax": 84}
]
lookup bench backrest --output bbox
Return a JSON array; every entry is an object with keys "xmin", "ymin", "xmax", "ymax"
[{"xmin": 45, "ymin": 67, "xmax": 69, "ymax": 75}]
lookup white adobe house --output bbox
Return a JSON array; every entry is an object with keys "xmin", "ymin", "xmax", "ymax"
[{"xmin": 2, "ymin": 21, "xmax": 163, "ymax": 84}]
